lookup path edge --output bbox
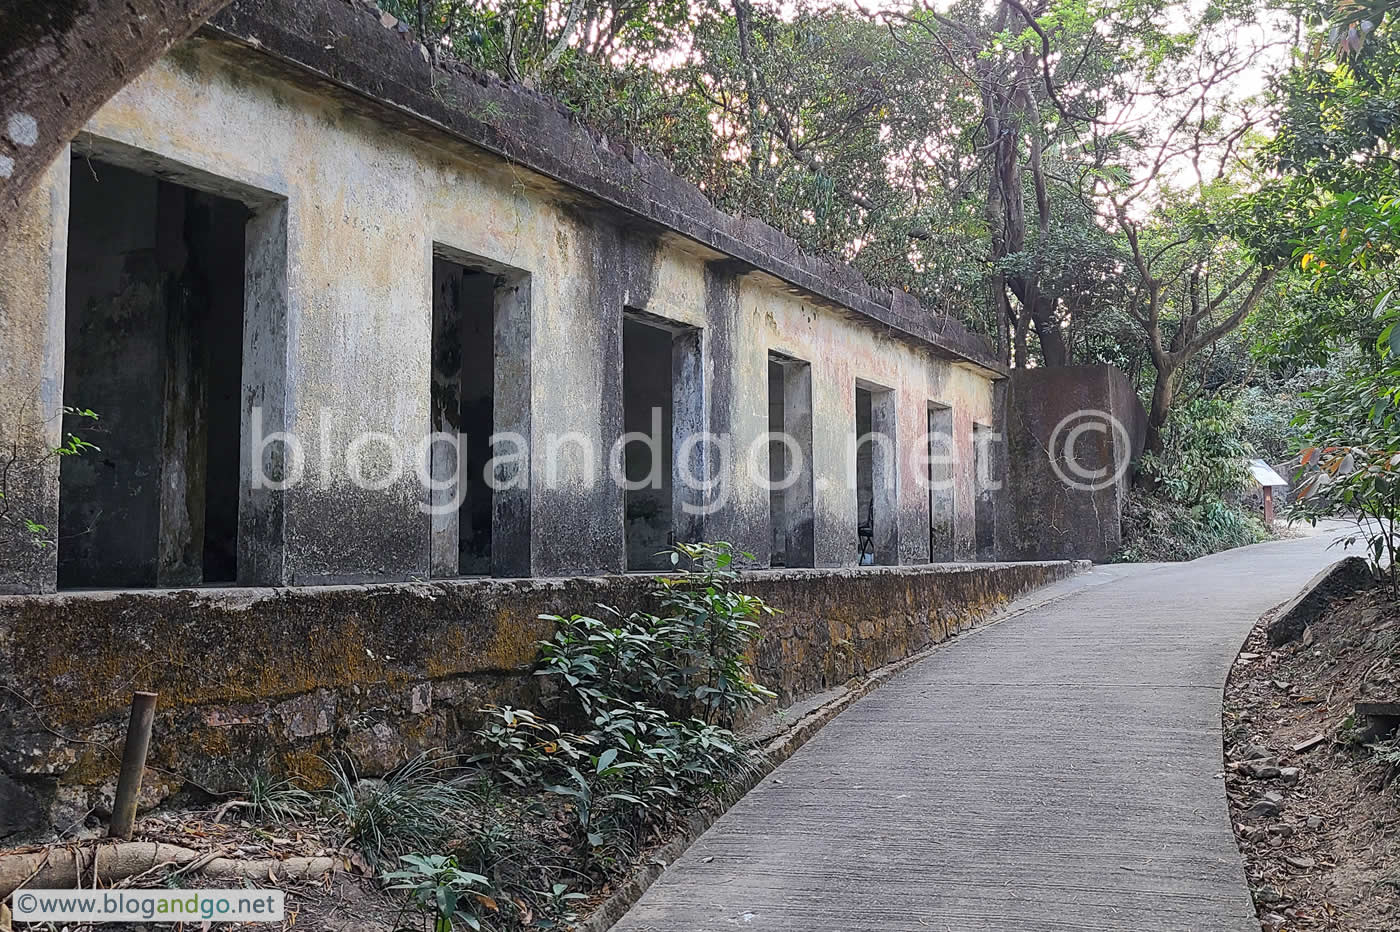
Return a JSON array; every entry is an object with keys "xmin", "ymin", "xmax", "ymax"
[{"xmin": 575, "ymin": 559, "xmax": 1097, "ymax": 932}]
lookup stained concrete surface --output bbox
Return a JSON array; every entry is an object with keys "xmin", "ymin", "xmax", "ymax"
[{"xmin": 613, "ymin": 530, "xmax": 1346, "ymax": 932}]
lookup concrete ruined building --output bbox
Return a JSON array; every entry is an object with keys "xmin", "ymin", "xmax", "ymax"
[
  {"xmin": 0, "ymin": 0, "xmax": 1132, "ymax": 837},
  {"xmin": 0, "ymin": 3, "xmax": 1012, "ymax": 593}
]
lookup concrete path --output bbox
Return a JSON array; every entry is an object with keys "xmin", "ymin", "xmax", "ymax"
[{"xmin": 612, "ymin": 531, "xmax": 1345, "ymax": 932}]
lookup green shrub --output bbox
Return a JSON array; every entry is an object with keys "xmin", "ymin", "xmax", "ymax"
[
  {"xmin": 236, "ymin": 769, "xmax": 315, "ymax": 824},
  {"xmin": 537, "ymin": 541, "xmax": 775, "ymax": 728},
  {"xmin": 521, "ymin": 542, "xmax": 774, "ymax": 865},
  {"xmin": 1117, "ymin": 493, "xmax": 1271, "ymax": 562},
  {"xmin": 380, "ymin": 542, "xmax": 777, "ymax": 930},
  {"xmin": 383, "ymin": 854, "xmax": 495, "ymax": 932},
  {"xmin": 1120, "ymin": 396, "xmax": 1273, "ymax": 562},
  {"xmin": 1138, "ymin": 397, "xmax": 1253, "ymax": 506},
  {"xmin": 1288, "ymin": 353, "xmax": 1400, "ymax": 595},
  {"xmin": 323, "ymin": 752, "xmax": 480, "ymax": 868}
]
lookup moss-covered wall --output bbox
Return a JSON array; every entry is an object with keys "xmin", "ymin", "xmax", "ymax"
[{"xmin": 0, "ymin": 560, "xmax": 1080, "ymax": 838}]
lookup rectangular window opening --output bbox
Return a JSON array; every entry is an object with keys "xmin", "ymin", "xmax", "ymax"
[
  {"xmin": 928, "ymin": 405, "xmax": 955, "ymax": 562},
  {"xmin": 622, "ymin": 316, "xmax": 681, "ymax": 572},
  {"xmin": 768, "ymin": 353, "xmax": 814, "ymax": 568},
  {"xmin": 59, "ymin": 157, "xmax": 258, "ymax": 589},
  {"xmin": 430, "ymin": 252, "xmax": 533, "ymax": 578},
  {"xmin": 855, "ymin": 382, "xmax": 897, "ymax": 566}
]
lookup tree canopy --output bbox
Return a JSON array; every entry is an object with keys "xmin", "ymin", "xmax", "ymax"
[{"xmin": 338, "ymin": 0, "xmax": 1400, "ymax": 471}]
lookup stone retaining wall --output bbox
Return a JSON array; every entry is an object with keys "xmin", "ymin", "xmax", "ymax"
[{"xmin": 0, "ymin": 561, "xmax": 1081, "ymax": 838}]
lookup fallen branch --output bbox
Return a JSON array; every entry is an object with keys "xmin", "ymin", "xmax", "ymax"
[{"xmin": 0, "ymin": 842, "xmax": 337, "ymax": 900}]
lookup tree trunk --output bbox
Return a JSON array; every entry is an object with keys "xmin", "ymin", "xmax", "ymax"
[
  {"xmin": 1026, "ymin": 291, "xmax": 1069, "ymax": 367},
  {"xmin": 1006, "ymin": 278, "xmax": 1070, "ymax": 367},
  {"xmin": 1013, "ymin": 302, "xmax": 1030, "ymax": 369},
  {"xmin": 1144, "ymin": 363, "xmax": 1180, "ymax": 456},
  {"xmin": 0, "ymin": 0, "xmax": 233, "ymax": 245}
]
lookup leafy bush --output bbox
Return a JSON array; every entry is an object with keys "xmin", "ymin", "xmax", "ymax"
[
  {"xmin": 1117, "ymin": 494, "xmax": 1271, "ymax": 562},
  {"xmin": 1289, "ymin": 352, "xmax": 1400, "ymax": 594},
  {"xmin": 384, "ymin": 854, "xmax": 496, "ymax": 932},
  {"xmin": 521, "ymin": 542, "xmax": 773, "ymax": 865},
  {"xmin": 1120, "ymin": 396, "xmax": 1273, "ymax": 561},
  {"xmin": 378, "ymin": 542, "xmax": 776, "ymax": 930},
  {"xmin": 537, "ymin": 541, "xmax": 775, "ymax": 728},
  {"xmin": 1138, "ymin": 397, "xmax": 1253, "ymax": 506}
]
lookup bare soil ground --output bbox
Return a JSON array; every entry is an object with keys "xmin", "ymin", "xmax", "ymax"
[
  {"xmin": 1225, "ymin": 587, "xmax": 1400, "ymax": 931},
  {"xmin": 1, "ymin": 808, "xmax": 400, "ymax": 931}
]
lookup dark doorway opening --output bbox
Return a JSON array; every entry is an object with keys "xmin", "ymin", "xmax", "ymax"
[
  {"xmin": 854, "ymin": 382, "xmax": 897, "ymax": 566},
  {"xmin": 622, "ymin": 317, "xmax": 675, "ymax": 571},
  {"xmin": 430, "ymin": 258, "xmax": 495, "ymax": 577},
  {"xmin": 768, "ymin": 353, "xmax": 814, "ymax": 568},
  {"xmin": 929, "ymin": 405, "xmax": 956, "ymax": 561},
  {"xmin": 59, "ymin": 157, "xmax": 249, "ymax": 589},
  {"xmin": 428, "ymin": 247, "xmax": 532, "ymax": 578},
  {"xmin": 619, "ymin": 312, "xmax": 702, "ymax": 573},
  {"xmin": 974, "ymin": 422, "xmax": 998, "ymax": 560}
]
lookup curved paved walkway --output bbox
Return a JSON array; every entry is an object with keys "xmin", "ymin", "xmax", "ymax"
[{"xmin": 612, "ymin": 531, "xmax": 1343, "ymax": 932}]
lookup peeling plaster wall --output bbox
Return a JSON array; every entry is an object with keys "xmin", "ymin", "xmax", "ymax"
[
  {"xmin": 0, "ymin": 37, "xmax": 996, "ymax": 591},
  {"xmin": 737, "ymin": 278, "xmax": 994, "ymax": 566}
]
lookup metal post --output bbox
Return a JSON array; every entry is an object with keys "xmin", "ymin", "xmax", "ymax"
[{"xmin": 109, "ymin": 691, "xmax": 157, "ymax": 839}]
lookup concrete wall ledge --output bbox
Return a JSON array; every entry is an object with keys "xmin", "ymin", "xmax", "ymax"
[{"xmin": 0, "ymin": 560, "xmax": 1083, "ymax": 839}]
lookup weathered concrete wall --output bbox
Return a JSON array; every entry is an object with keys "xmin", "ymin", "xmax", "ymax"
[
  {"xmin": 997, "ymin": 365, "xmax": 1148, "ymax": 562},
  {"xmin": 0, "ymin": 22, "xmax": 998, "ymax": 592},
  {"xmin": 0, "ymin": 559, "xmax": 1081, "ymax": 838},
  {"xmin": 0, "ymin": 153, "xmax": 68, "ymax": 595}
]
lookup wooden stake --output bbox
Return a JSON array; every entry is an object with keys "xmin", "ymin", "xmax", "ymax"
[{"xmin": 109, "ymin": 691, "xmax": 158, "ymax": 840}]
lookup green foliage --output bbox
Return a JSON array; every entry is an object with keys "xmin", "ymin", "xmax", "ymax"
[
  {"xmin": 1, "ymin": 405, "xmax": 98, "ymax": 550},
  {"xmin": 324, "ymin": 752, "xmax": 480, "ymax": 868},
  {"xmin": 1289, "ymin": 373, "xmax": 1400, "ymax": 593},
  {"xmin": 1249, "ymin": 0, "xmax": 1400, "ymax": 376},
  {"xmin": 524, "ymin": 542, "xmax": 771, "ymax": 866},
  {"xmin": 384, "ymin": 854, "xmax": 494, "ymax": 932},
  {"xmin": 1265, "ymin": 5, "xmax": 1400, "ymax": 594},
  {"xmin": 373, "ymin": 543, "xmax": 774, "ymax": 930},
  {"xmin": 1120, "ymin": 395, "xmax": 1273, "ymax": 561},
  {"xmin": 538, "ymin": 541, "xmax": 775, "ymax": 729},
  {"xmin": 1139, "ymin": 397, "xmax": 1254, "ymax": 507},
  {"xmin": 1117, "ymin": 493, "xmax": 1271, "ymax": 562},
  {"xmin": 1237, "ymin": 383, "xmax": 1311, "ymax": 463},
  {"xmin": 237, "ymin": 769, "xmax": 315, "ymax": 824}
]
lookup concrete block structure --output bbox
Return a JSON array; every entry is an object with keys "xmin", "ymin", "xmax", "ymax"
[
  {"xmin": 996, "ymin": 366, "xmax": 1148, "ymax": 563},
  {"xmin": 0, "ymin": 0, "xmax": 1009, "ymax": 595}
]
